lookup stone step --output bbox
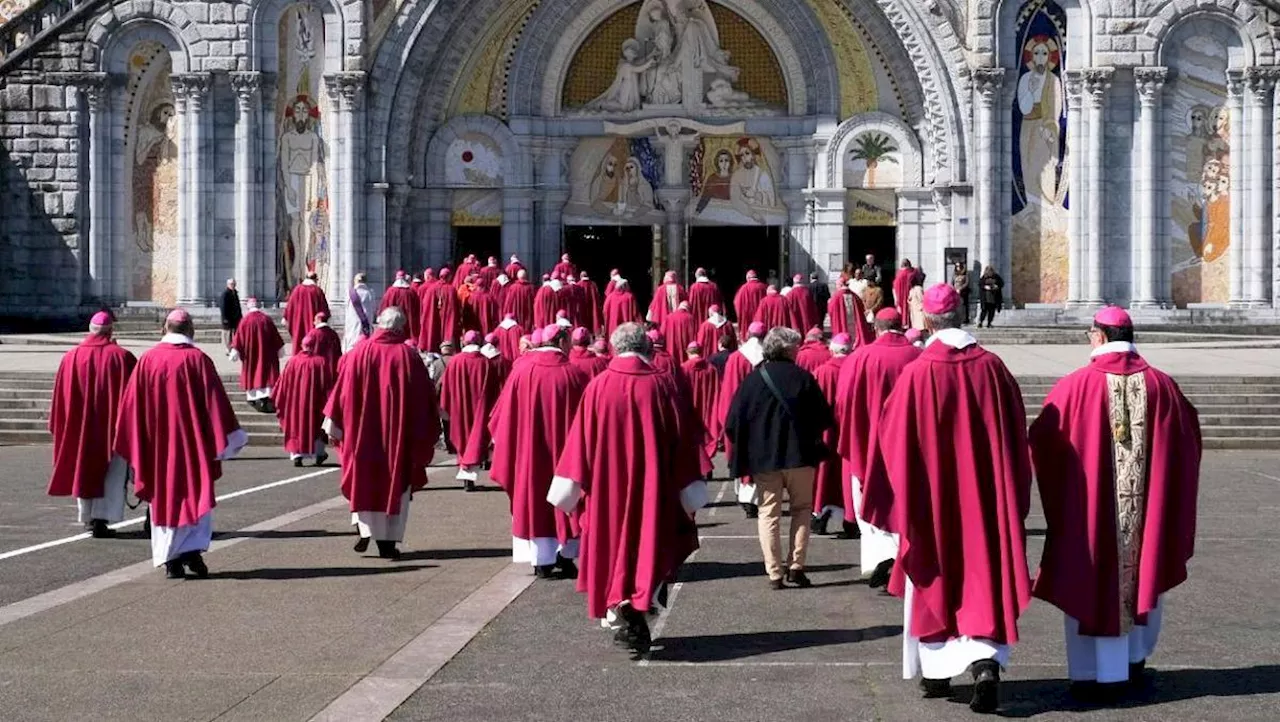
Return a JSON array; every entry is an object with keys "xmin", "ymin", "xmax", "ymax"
[
  {"xmin": 1202, "ymin": 437, "xmax": 1280, "ymax": 450},
  {"xmin": 1024, "ymin": 393, "xmax": 1280, "ymax": 407},
  {"xmin": 0, "ymin": 430, "xmax": 286, "ymax": 447},
  {"xmin": 0, "ymin": 389, "xmax": 52, "ymax": 400}
]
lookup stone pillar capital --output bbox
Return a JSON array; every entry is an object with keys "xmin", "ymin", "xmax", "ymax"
[
  {"xmin": 171, "ymin": 73, "xmax": 212, "ymax": 109},
  {"xmin": 1134, "ymin": 67, "xmax": 1168, "ymax": 106},
  {"xmin": 971, "ymin": 67, "xmax": 1006, "ymax": 107},
  {"xmin": 1082, "ymin": 68, "xmax": 1114, "ymax": 108},
  {"xmin": 1226, "ymin": 69, "xmax": 1245, "ymax": 98},
  {"xmin": 324, "ymin": 71, "xmax": 366, "ymax": 111},
  {"xmin": 229, "ymin": 71, "xmax": 262, "ymax": 110},
  {"xmin": 1244, "ymin": 66, "xmax": 1280, "ymax": 99}
]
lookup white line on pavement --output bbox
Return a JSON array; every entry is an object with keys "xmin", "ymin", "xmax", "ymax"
[
  {"xmin": 641, "ymin": 660, "xmax": 1242, "ymax": 669},
  {"xmin": 0, "ymin": 467, "xmax": 337, "ymax": 563}
]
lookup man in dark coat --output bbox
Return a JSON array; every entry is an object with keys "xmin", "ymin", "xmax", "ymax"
[
  {"xmin": 807, "ymin": 272, "xmax": 831, "ymax": 328},
  {"xmin": 219, "ymin": 278, "xmax": 243, "ymax": 352}
]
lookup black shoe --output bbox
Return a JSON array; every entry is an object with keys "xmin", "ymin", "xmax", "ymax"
[
  {"xmin": 463, "ymin": 478, "xmax": 477, "ymax": 493},
  {"xmin": 1068, "ymin": 680, "xmax": 1100, "ymax": 703},
  {"xmin": 768, "ymin": 578, "xmax": 786, "ymax": 590},
  {"xmin": 743, "ymin": 503, "xmax": 758, "ymax": 519},
  {"xmin": 376, "ymin": 541, "xmax": 401, "ymax": 560},
  {"xmin": 90, "ymin": 519, "xmax": 117, "ymax": 539},
  {"xmin": 260, "ymin": 399, "xmax": 276, "ymax": 414},
  {"xmin": 968, "ymin": 660, "xmax": 1000, "ymax": 714},
  {"xmin": 785, "ymin": 569, "xmax": 812, "ymax": 588},
  {"xmin": 1129, "ymin": 659, "xmax": 1148, "ymax": 686},
  {"xmin": 183, "ymin": 552, "xmax": 209, "ymax": 579},
  {"xmin": 867, "ymin": 559, "xmax": 894, "ymax": 589},
  {"xmin": 315, "ymin": 453, "xmax": 328, "ymax": 467},
  {"xmin": 249, "ymin": 399, "xmax": 261, "ymax": 412},
  {"xmin": 534, "ymin": 564, "xmax": 557, "ymax": 579},
  {"xmin": 920, "ymin": 677, "xmax": 952, "ymax": 699},
  {"xmin": 142, "ymin": 507, "xmax": 151, "ymax": 535},
  {"xmin": 555, "ymin": 554, "xmax": 579, "ymax": 579},
  {"xmin": 293, "ymin": 458, "xmax": 303, "ymax": 468},
  {"xmin": 353, "ymin": 535, "xmax": 370, "ymax": 553},
  {"xmin": 834, "ymin": 519, "xmax": 860, "ymax": 540},
  {"xmin": 623, "ymin": 607, "xmax": 651, "ymax": 659},
  {"xmin": 164, "ymin": 560, "xmax": 186, "ymax": 579},
  {"xmin": 809, "ymin": 513, "xmax": 829, "ymax": 535}
]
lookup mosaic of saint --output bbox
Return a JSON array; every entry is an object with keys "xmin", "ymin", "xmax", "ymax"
[
  {"xmin": 275, "ymin": 3, "xmax": 330, "ymax": 298},
  {"xmin": 1169, "ymin": 34, "xmax": 1231, "ymax": 306},
  {"xmin": 689, "ymin": 136, "xmax": 784, "ymax": 226},
  {"xmin": 564, "ymin": 136, "xmax": 665, "ymax": 225},
  {"xmin": 122, "ymin": 41, "xmax": 179, "ymax": 305},
  {"xmin": 1010, "ymin": 0, "xmax": 1068, "ymax": 305}
]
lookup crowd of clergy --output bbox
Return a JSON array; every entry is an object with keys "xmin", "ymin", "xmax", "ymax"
[{"xmin": 47, "ymin": 253, "xmax": 1201, "ymax": 715}]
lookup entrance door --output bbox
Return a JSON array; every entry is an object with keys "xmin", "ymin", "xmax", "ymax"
[
  {"xmin": 564, "ymin": 225, "xmax": 655, "ymax": 314},
  {"xmin": 687, "ymin": 226, "xmax": 782, "ymax": 324},
  {"xmin": 452, "ymin": 226, "xmax": 502, "ymax": 270},
  {"xmin": 846, "ymin": 226, "xmax": 897, "ymax": 304}
]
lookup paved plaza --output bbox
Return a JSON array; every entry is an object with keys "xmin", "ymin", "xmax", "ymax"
[{"xmin": 0, "ymin": 341, "xmax": 1277, "ymax": 721}]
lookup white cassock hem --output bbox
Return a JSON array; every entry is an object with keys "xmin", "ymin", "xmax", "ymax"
[
  {"xmin": 902, "ymin": 577, "xmax": 1010, "ymax": 680},
  {"xmin": 1064, "ymin": 599, "xmax": 1163, "ymax": 683},
  {"xmin": 547, "ymin": 476, "xmax": 581, "ymax": 512},
  {"xmin": 456, "ymin": 468, "xmax": 479, "ymax": 481},
  {"xmin": 322, "ymin": 418, "xmax": 343, "ymax": 441},
  {"xmin": 817, "ymin": 505, "xmax": 844, "ymax": 519},
  {"xmin": 851, "ymin": 475, "xmax": 898, "ymax": 575},
  {"xmin": 246, "ymin": 387, "xmax": 272, "ymax": 401},
  {"xmin": 681, "ymin": 481, "xmax": 709, "ymax": 514},
  {"xmin": 228, "ymin": 349, "xmax": 241, "ymax": 363},
  {"xmin": 354, "ymin": 488, "xmax": 412, "ymax": 542},
  {"xmin": 218, "ymin": 429, "xmax": 250, "ymax": 462},
  {"xmin": 77, "ymin": 455, "xmax": 129, "ymax": 524},
  {"xmin": 290, "ymin": 436, "xmax": 328, "ymax": 461},
  {"xmin": 151, "ymin": 511, "xmax": 214, "ymax": 566},
  {"xmin": 512, "ymin": 536, "xmax": 580, "ymax": 566},
  {"xmin": 736, "ymin": 480, "xmax": 758, "ymax": 504}
]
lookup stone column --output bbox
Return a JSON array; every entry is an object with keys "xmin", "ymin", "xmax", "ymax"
[
  {"xmin": 1245, "ymin": 67, "xmax": 1276, "ymax": 306},
  {"xmin": 971, "ymin": 68, "xmax": 1005, "ymax": 280},
  {"xmin": 1132, "ymin": 67, "xmax": 1167, "ymax": 308},
  {"xmin": 1227, "ymin": 70, "xmax": 1245, "ymax": 305},
  {"xmin": 230, "ymin": 72, "xmax": 260, "ymax": 299},
  {"xmin": 1063, "ymin": 72, "xmax": 1085, "ymax": 305},
  {"xmin": 325, "ymin": 72, "xmax": 366, "ymax": 301},
  {"xmin": 171, "ymin": 73, "xmax": 212, "ymax": 305},
  {"xmin": 658, "ymin": 189, "xmax": 690, "ymax": 277},
  {"xmin": 77, "ymin": 73, "xmax": 109, "ymax": 302},
  {"xmin": 1082, "ymin": 68, "xmax": 1113, "ymax": 306}
]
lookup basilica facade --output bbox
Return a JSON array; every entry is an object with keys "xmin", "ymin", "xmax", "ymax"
[{"xmin": 2, "ymin": 0, "xmax": 1279, "ymax": 320}]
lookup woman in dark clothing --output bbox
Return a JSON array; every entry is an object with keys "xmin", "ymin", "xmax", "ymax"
[
  {"xmin": 978, "ymin": 265, "xmax": 1003, "ymax": 328},
  {"xmin": 952, "ymin": 263, "xmax": 971, "ymax": 325}
]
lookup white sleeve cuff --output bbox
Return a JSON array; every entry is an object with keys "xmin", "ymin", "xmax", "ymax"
[
  {"xmin": 681, "ymin": 480, "xmax": 709, "ymax": 514},
  {"xmin": 228, "ymin": 349, "xmax": 241, "ymax": 363},
  {"xmin": 217, "ymin": 428, "xmax": 250, "ymax": 461},
  {"xmin": 322, "ymin": 417, "xmax": 343, "ymax": 441},
  {"xmin": 547, "ymin": 476, "xmax": 582, "ymax": 512}
]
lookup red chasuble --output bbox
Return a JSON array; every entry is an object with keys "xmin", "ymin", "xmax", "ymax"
[
  {"xmin": 48, "ymin": 336, "xmax": 137, "ymax": 499},
  {"xmin": 787, "ymin": 286, "xmax": 819, "ymax": 332},
  {"xmin": 466, "ymin": 285, "xmax": 501, "ymax": 336},
  {"xmin": 646, "ymin": 282, "xmax": 687, "ymax": 325},
  {"xmin": 828, "ymin": 289, "xmax": 872, "ymax": 348},
  {"xmin": 732, "ymin": 279, "xmax": 768, "ymax": 337},
  {"xmin": 274, "ymin": 350, "xmax": 336, "ymax": 456},
  {"xmin": 569, "ymin": 346, "xmax": 609, "ymax": 378},
  {"xmin": 494, "ymin": 321, "xmax": 525, "ymax": 362},
  {"xmin": 795, "ymin": 341, "xmax": 832, "ymax": 374},
  {"xmin": 380, "ymin": 284, "xmax": 422, "ymax": 342},
  {"xmin": 311, "ymin": 324, "xmax": 342, "ymax": 372},
  {"xmin": 553, "ymin": 260, "xmax": 577, "ymax": 279},
  {"xmin": 862, "ymin": 340, "xmax": 1032, "ymax": 645},
  {"xmin": 232, "ymin": 311, "xmax": 284, "ymax": 392},
  {"xmin": 114, "ymin": 341, "xmax": 242, "ymax": 527},
  {"xmin": 891, "ymin": 268, "xmax": 915, "ymax": 323},
  {"xmin": 696, "ymin": 318, "xmax": 736, "ymax": 357},
  {"xmin": 489, "ymin": 350, "xmax": 591, "ymax": 544},
  {"xmin": 555, "ymin": 356, "xmax": 703, "ymax": 618},
  {"xmin": 563, "ymin": 283, "xmax": 586, "ymax": 326},
  {"xmin": 438, "ymin": 349, "xmax": 501, "ymax": 467},
  {"xmin": 1029, "ymin": 350, "xmax": 1202, "ymax": 636},
  {"xmin": 602, "ymin": 291, "xmax": 641, "ymax": 339},
  {"xmin": 534, "ymin": 285, "xmax": 564, "ymax": 328},
  {"xmin": 283, "ymin": 283, "xmax": 330, "ymax": 354},
  {"xmin": 811, "ymin": 354, "xmax": 846, "ymax": 513},
  {"xmin": 687, "ymin": 280, "xmax": 723, "ymax": 324},
  {"xmin": 419, "ymin": 283, "xmax": 461, "ymax": 354},
  {"xmin": 681, "ymin": 355, "xmax": 721, "ymax": 459},
  {"xmin": 501, "ymin": 280, "xmax": 536, "ymax": 331},
  {"xmin": 579, "ymin": 280, "xmax": 604, "ymax": 333},
  {"xmin": 324, "ymin": 329, "xmax": 440, "ymax": 515},
  {"xmin": 752, "ymin": 294, "xmax": 793, "ymax": 331},
  {"xmin": 660, "ymin": 308, "xmax": 699, "ymax": 364}
]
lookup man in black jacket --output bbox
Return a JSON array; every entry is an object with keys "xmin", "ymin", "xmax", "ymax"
[
  {"xmin": 724, "ymin": 327, "xmax": 835, "ymax": 589},
  {"xmin": 219, "ymin": 278, "xmax": 242, "ymax": 352},
  {"xmin": 807, "ymin": 272, "xmax": 831, "ymax": 328},
  {"xmin": 708, "ymin": 333, "xmax": 735, "ymax": 375}
]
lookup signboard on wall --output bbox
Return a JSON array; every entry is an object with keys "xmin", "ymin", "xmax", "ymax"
[{"xmin": 846, "ymin": 189, "xmax": 896, "ymax": 226}]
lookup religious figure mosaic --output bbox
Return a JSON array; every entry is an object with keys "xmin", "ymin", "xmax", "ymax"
[
  {"xmin": 564, "ymin": 137, "xmax": 665, "ymax": 225},
  {"xmin": 275, "ymin": 3, "xmax": 331, "ymax": 298},
  {"xmin": 1010, "ymin": 0, "xmax": 1068, "ymax": 305},
  {"xmin": 123, "ymin": 41, "xmax": 179, "ymax": 306},
  {"xmin": 1169, "ymin": 34, "xmax": 1231, "ymax": 306},
  {"xmin": 689, "ymin": 136, "xmax": 784, "ymax": 225}
]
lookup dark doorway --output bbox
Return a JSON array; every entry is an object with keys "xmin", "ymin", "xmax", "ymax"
[
  {"xmin": 452, "ymin": 226, "xmax": 502, "ymax": 269},
  {"xmin": 564, "ymin": 225, "xmax": 655, "ymax": 313},
  {"xmin": 846, "ymin": 226, "xmax": 897, "ymax": 305},
  {"xmin": 688, "ymin": 226, "xmax": 782, "ymax": 324}
]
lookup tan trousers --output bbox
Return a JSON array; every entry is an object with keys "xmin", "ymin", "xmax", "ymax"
[{"xmin": 755, "ymin": 467, "xmax": 816, "ymax": 581}]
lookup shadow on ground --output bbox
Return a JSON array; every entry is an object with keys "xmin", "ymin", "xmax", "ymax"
[
  {"xmin": 651, "ymin": 626, "xmax": 903, "ymax": 662},
  {"xmin": 209, "ymin": 564, "xmax": 434, "ymax": 580},
  {"xmin": 994, "ymin": 665, "xmax": 1280, "ymax": 717}
]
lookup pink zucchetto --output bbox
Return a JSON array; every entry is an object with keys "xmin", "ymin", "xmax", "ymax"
[
  {"xmin": 90, "ymin": 311, "xmax": 112, "ymax": 327},
  {"xmin": 528, "ymin": 329, "xmax": 543, "ymax": 346},
  {"xmin": 541, "ymin": 324, "xmax": 563, "ymax": 343},
  {"xmin": 748, "ymin": 321, "xmax": 766, "ymax": 338},
  {"xmin": 484, "ymin": 332, "xmax": 497, "ymax": 344},
  {"xmin": 905, "ymin": 329, "xmax": 923, "ymax": 344},
  {"xmin": 686, "ymin": 341, "xmax": 702, "ymax": 354},
  {"xmin": 830, "ymin": 333, "xmax": 851, "ymax": 348},
  {"xmin": 766, "ymin": 286, "xmax": 779, "ymax": 296},
  {"xmin": 301, "ymin": 332, "xmax": 318, "ymax": 353},
  {"xmin": 695, "ymin": 267, "xmax": 707, "ymax": 276},
  {"xmin": 663, "ymin": 271, "xmax": 677, "ymax": 283},
  {"xmin": 922, "ymin": 283, "xmax": 962, "ymax": 315},
  {"xmin": 571, "ymin": 327, "xmax": 590, "ymax": 345},
  {"xmin": 463, "ymin": 330, "xmax": 480, "ymax": 346},
  {"xmin": 805, "ymin": 327, "xmax": 823, "ymax": 341},
  {"xmin": 647, "ymin": 328, "xmax": 665, "ymax": 345},
  {"xmin": 875, "ymin": 307, "xmax": 901, "ymax": 323},
  {"xmin": 166, "ymin": 308, "xmax": 191, "ymax": 324},
  {"xmin": 746, "ymin": 270, "xmax": 758, "ymax": 281},
  {"xmin": 395, "ymin": 270, "xmax": 407, "ymax": 280},
  {"xmin": 708, "ymin": 304, "xmax": 721, "ymax": 314},
  {"xmin": 1093, "ymin": 306, "xmax": 1133, "ymax": 328}
]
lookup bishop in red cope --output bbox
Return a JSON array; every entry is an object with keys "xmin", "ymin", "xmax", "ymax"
[
  {"xmin": 550, "ymin": 323, "xmax": 708, "ymax": 658},
  {"xmin": 493, "ymin": 313, "xmax": 525, "ymax": 362},
  {"xmin": 834, "ymin": 307, "xmax": 919, "ymax": 580},
  {"xmin": 808, "ymin": 333, "xmax": 849, "ymax": 536},
  {"xmin": 861, "ymin": 284, "xmax": 1031, "ymax": 714},
  {"xmin": 274, "ymin": 331, "xmax": 336, "ymax": 467},
  {"xmin": 420, "ymin": 268, "xmax": 461, "ymax": 353},
  {"xmin": 501, "ymin": 269, "xmax": 536, "ymax": 330},
  {"xmin": 696, "ymin": 304, "xmax": 736, "ymax": 357},
  {"xmin": 602, "ymin": 277, "xmax": 641, "ymax": 339},
  {"xmin": 438, "ymin": 330, "xmax": 501, "ymax": 491},
  {"xmin": 489, "ymin": 325, "xmax": 591, "ymax": 579},
  {"xmin": 733, "ymin": 270, "xmax": 768, "ymax": 338},
  {"xmin": 795, "ymin": 327, "xmax": 831, "ymax": 374},
  {"xmin": 1029, "ymin": 307, "xmax": 1201, "ymax": 699},
  {"xmin": 681, "ymin": 342, "xmax": 721, "ymax": 464},
  {"xmin": 752, "ymin": 285, "xmax": 794, "ymax": 331},
  {"xmin": 660, "ymin": 301, "xmax": 699, "ymax": 364},
  {"xmin": 687, "ymin": 268, "xmax": 723, "ymax": 323},
  {"xmin": 829, "ymin": 279, "xmax": 873, "ymax": 347},
  {"xmin": 47, "ymin": 312, "xmax": 137, "ymax": 538},
  {"xmin": 785, "ymin": 274, "xmax": 819, "ymax": 332},
  {"xmin": 310, "ymin": 312, "xmax": 342, "ymax": 371},
  {"xmin": 646, "ymin": 270, "xmax": 687, "ymax": 325},
  {"xmin": 380, "ymin": 270, "xmax": 423, "ymax": 342},
  {"xmin": 568, "ymin": 327, "xmax": 608, "ymax": 378},
  {"xmin": 323, "ymin": 307, "xmax": 441, "ymax": 560},
  {"xmin": 114, "ymin": 309, "xmax": 246, "ymax": 579},
  {"xmin": 283, "ymin": 271, "xmax": 330, "ymax": 355},
  {"xmin": 230, "ymin": 298, "xmax": 285, "ymax": 412}
]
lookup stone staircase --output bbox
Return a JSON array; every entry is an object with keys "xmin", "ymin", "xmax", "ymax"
[{"xmin": 1, "ymin": 370, "xmax": 1278, "ymax": 451}]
